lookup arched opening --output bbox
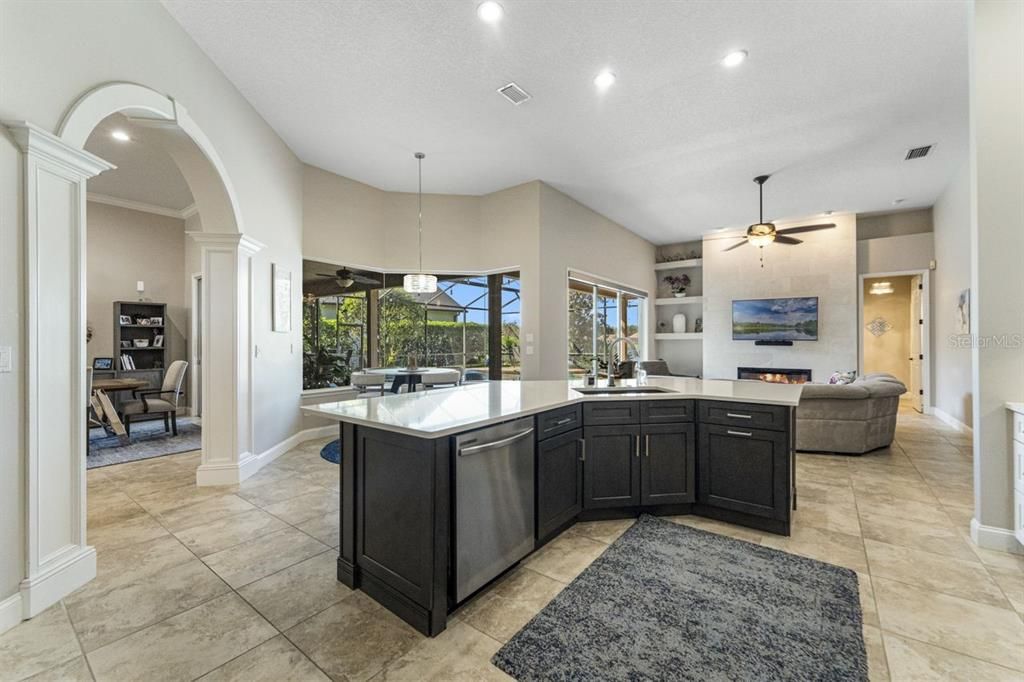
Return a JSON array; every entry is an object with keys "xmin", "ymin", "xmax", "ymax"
[{"xmin": 59, "ymin": 83, "xmax": 256, "ymax": 487}]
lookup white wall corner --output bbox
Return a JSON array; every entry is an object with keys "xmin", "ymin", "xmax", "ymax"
[
  {"xmin": 195, "ymin": 425, "xmax": 335, "ymax": 486},
  {"xmin": 0, "ymin": 593, "xmax": 22, "ymax": 635},
  {"xmin": 970, "ymin": 518, "xmax": 1024, "ymax": 555},
  {"xmin": 932, "ymin": 407, "xmax": 973, "ymax": 434},
  {"xmin": 18, "ymin": 546, "xmax": 96, "ymax": 619}
]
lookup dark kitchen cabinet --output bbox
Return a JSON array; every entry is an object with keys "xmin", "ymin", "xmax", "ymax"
[
  {"xmin": 640, "ymin": 422, "xmax": 696, "ymax": 505},
  {"xmin": 583, "ymin": 425, "xmax": 641, "ymax": 509},
  {"xmin": 536, "ymin": 428, "xmax": 584, "ymax": 542},
  {"xmin": 698, "ymin": 423, "xmax": 789, "ymax": 520}
]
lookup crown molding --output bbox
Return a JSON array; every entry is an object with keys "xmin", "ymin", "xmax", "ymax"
[{"xmin": 86, "ymin": 192, "xmax": 192, "ymax": 220}]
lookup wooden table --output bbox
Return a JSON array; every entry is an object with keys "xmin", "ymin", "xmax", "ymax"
[{"xmin": 91, "ymin": 377, "xmax": 147, "ymax": 442}]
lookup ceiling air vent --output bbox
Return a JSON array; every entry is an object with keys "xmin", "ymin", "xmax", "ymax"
[
  {"xmin": 905, "ymin": 144, "xmax": 933, "ymax": 160},
  {"xmin": 497, "ymin": 82, "xmax": 531, "ymax": 106}
]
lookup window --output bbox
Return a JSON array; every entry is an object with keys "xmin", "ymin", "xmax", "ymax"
[
  {"xmin": 567, "ymin": 273, "xmax": 646, "ymax": 378},
  {"xmin": 302, "ymin": 292, "xmax": 367, "ymax": 389},
  {"xmin": 499, "ymin": 274, "xmax": 521, "ymax": 379}
]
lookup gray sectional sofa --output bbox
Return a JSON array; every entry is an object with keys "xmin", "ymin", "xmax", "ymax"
[{"xmin": 796, "ymin": 373, "xmax": 907, "ymax": 454}]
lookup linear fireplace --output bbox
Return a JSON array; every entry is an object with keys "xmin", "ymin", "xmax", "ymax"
[{"xmin": 738, "ymin": 367, "xmax": 812, "ymax": 384}]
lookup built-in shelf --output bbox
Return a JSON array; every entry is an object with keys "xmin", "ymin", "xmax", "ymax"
[
  {"xmin": 121, "ymin": 347, "xmax": 165, "ymax": 351},
  {"xmin": 654, "ymin": 332, "xmax": 703, "ymax": 341},
  {"xmin": 119, "ymin": 324, "xmax": 165, "ymax": 328},
  {"xmin": 654, "ymin": 258, "xmax": 702, "ymax": 271},
  {"xmin": 655, "ymin": 296, "xmax": 703, "ymax": 306}
]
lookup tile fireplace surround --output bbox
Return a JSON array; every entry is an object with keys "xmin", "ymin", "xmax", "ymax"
[{"xmin": 738, "ymin": 367, "xmax": 812, "ymax": 384}]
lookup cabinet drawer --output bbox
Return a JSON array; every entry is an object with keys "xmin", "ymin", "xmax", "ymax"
[
  {"xmin": 1014, "ymin": 411, "xmax": 1024, "ymax": 445},
  {"xmin": 699, "ymin": 400, "xmax": 789, "ymax": 432},
  {"xmin": 583, "ymin": 401, "xmax": 640, "ymax": 426},
  {"xmin": 640, "ymin": 399, "xmax": 694, "ymax": 424},
  {"xmin": 537, "ymin": 405, "xmax": 582, "ymax": 441}
]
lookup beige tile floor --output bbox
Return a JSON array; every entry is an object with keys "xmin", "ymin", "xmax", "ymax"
[{"xmin": 2, "ymin": 410, "xmax": 1023, "ymax": 681}]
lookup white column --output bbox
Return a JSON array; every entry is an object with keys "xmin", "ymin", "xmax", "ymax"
[
  {"xmin": 188, "ymin": 232, "xmax": 264, "ymax": 486},
  {"xmin": 5, "ymin": 122, "xmax": 113, "ymax": 617}
]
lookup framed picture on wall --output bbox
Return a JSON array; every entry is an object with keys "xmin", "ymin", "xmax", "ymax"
[
  {"xmin": 272, "ymin": 263, "xmax": 292, "ymax": 333},
  {"xmin": 956, "ymin": 288, "xmax": 970, "ymax": 334}
]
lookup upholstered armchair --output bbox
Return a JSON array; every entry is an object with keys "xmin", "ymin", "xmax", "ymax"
[{"xmin": 120, "ymin": 360, "xmax": 188, "ymax": 436}]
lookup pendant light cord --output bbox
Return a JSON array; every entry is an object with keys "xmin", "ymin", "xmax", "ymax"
[{"xmin": 416, "ymin": 152, "xmax": 425, "ymax": 275}]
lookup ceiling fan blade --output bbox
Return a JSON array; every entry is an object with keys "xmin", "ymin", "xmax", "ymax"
[
  {"xmin": 774, "ymin": 235, "xmax": 803, "ymax": 245},
  {"xmin": 776, "ymin": 223, "xmax": 836, "ymax": 235},
  {"xmin": 723, "ymin": 239, "xmax": 749, "ymax": 251},
  {"xmin": 351, "ymin": 274, "xmax": 381, "ymax": 285},
  {"xmin": 315, "ymin": 273, "xmax": 336, "ymax": 278}
]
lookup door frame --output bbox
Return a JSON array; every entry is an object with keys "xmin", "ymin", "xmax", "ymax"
[{"xmin": 857, "ymin": 269, "xmax": 931, "ymax": 413}]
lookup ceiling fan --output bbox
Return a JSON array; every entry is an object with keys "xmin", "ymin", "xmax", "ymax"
[
  {"xmin": 715, "ymin": 175, "xmax": 836, "ymax": 267},
  {"xmin": 316, "ymin": 267, "xmax": 380, "ymax": 289}
]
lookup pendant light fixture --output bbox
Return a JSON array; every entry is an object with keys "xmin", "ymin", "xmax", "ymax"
[{"xmin": 403, "ymin": 152, "xmax": 438, "ymax": 293}]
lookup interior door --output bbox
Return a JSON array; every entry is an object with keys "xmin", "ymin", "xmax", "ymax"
[{"xmin": 909, "ymin": 274, "xmax": 923, "ymax": 412}]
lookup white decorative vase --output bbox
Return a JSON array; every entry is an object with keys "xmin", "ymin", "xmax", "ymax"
[
  {"xmin": 673, "ymin": 291, "xmax": 687, "ymax": 298},
  {"xmin": 672, "ymin": 313, "xmax": 687, "ymax": 333}
]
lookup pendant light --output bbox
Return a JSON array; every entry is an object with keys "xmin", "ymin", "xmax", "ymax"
[{"xmin": 403, "ymin": 152, "xmax": 438, "ymax": 293}]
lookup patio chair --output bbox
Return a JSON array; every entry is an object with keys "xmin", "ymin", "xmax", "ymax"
[
  {"xmin": 351, "ymin": 371, "xmax": 385, "ymax": 395},
  {"xmin": 422, "ymin": 369, "xmax": 461, "ymax": 390},
  {"xmin": 120, "ymin": 360, "xmax": 188, "ymax": 436}
]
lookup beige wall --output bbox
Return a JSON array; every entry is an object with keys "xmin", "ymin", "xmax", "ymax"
[
  {"xmin": 856, "ymin": 208, "xmax": 932, "ymax": 240},
  {"xmin": 862, "ymin": 276, "xmax": 913, "ymax": 388},
  {"xmin": 86, "ymin": 202, "xmax": 189, "ymax": 374},
  {"xmin": 538, "ymin": 183, "xmax": 657, "ymax": 379},
  {"xmin": 932, "ymin": 161, "xmax": 972, "ymax": 427},
  {"xmin": 971, "ymin": 0, "xmax": 1024, "ymax": 536}
]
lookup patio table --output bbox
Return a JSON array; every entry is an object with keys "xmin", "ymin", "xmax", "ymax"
[{"xmin": 363, "ymin": 367, "xmax": 456, "ymax": 394}]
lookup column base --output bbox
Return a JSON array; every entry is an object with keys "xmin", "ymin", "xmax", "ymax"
[{"xmin": 19, "ymin": 545, "xmax": 96, "ymax": 619}]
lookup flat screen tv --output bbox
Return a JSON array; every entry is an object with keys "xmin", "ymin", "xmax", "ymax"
[{"xmin": 732, "ymin": 297, "xmax": 819, "ymax": 341}]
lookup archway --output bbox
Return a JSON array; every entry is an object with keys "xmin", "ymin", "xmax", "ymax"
[{"xmin": 5, "ymin": 82, "xmax": 260, "ymax": 622}]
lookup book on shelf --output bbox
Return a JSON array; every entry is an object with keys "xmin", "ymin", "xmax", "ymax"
[{"xmin": 120, "ymin": 354, "xmax": 136, "ymax": 370}]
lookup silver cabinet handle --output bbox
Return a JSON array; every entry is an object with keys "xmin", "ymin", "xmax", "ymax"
[
  {"xmin": 726, "ymin": 412, "xmax": 752, "ymax": 419},
  {"xmin": 727, "ymin": 430, "xmax": 753, "ymax": 437},
  {"xmin": 458, "ymin": 428, "xmax": 534, "ymax": 456},
  {"xmin": 635, "ymin": 434, "xmax": 640, "ymax": 458},
  {"xmin": 645, "ymin": 434, "xmax": 650, "ymax": 457},
  {"xmin": 555, "ymin": 417, "xmax": 573, "ymax": 426},
  {"xmin": 579, "ymin": 438, "xmax": 586, "ymax": 462}
]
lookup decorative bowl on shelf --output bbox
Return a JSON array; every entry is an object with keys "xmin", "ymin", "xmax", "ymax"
[
  {"xmin": 133, "ymin": 339, "xmax": 150, "ymax": 348},
  {"xmin": 673, "ymin": 292, "xmax": 687, "ymax": 298}
]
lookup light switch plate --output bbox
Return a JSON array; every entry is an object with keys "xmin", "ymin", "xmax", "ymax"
[
  {"xmin": 525, "ymin": 333, "xmax": 535, "ymax": 343},
  {"xmin": 525, "ymin": 345, "xmax": 534, "ymax": 355},
  {"xmin": 0, "ymin": 346, "xmax": 11, "ymax": 372}
]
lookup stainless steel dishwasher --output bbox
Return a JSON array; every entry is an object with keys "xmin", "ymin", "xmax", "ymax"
[{"xmin": 454, "ymin": 417, "xmax": 535, "ymax": 602}]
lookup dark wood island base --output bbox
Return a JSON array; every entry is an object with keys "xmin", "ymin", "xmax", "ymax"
[{"xmin": 333, "ymin": 398, "xmax": 796, "ymax": 637}]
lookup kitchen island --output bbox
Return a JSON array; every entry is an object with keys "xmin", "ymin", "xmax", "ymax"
[{"xmin": 302, "ymin": 377, "xmax": 803, "ymax": 636}]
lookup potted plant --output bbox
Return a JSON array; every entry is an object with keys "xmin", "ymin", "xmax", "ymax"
[{"xmin": 664, "ymin": 274, "xmax": 691, "ymax": 297}]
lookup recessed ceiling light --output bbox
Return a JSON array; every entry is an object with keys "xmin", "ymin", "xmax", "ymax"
[
  {"xmin": 477, "ymin": 1, "xmax": 503, "ymax": 23},
  {"xmin": 111, "ymin": 129, "xmax": 131, "ymax": 142},
  {"xmin": 721, "ymin": 50, "xmax": 748, "ymax": 68},
  {"xmin": 594, "ymin": 70, "xmax": 616, "ymax": 89}
]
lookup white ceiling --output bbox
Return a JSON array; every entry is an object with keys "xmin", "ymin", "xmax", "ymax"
[
  {"xmin": 162, "ymin": 0, "xmax": 968, "ymax": 244},
  {"xmin": 85, "ymin": 113, "xmax": 196, "ymax": 212}
]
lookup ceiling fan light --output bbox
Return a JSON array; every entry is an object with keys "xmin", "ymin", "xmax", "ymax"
[
  {"xmin": 748, "ymin": 233, "xmax": 775, "ymax": 247},
  {"xmin": 404, "ymin": 273, "xmax": 437, "ymax": 293}
]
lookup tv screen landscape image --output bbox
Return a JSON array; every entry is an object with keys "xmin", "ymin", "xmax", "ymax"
[{"xmin": 732, "ymin": 297, "xmax": 819, "ymax": 341}]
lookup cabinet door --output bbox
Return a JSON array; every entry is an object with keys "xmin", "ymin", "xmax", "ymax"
[
  {"xmin": 583, "ymin": 425, "xmax": 641, "ymax": 509},
  {"xmin": 641, "ymin": 423, "xmax": 695, "ymax": 505},
  {"xmin": 698, "ymin": 423, "xmax": 789, "ymax": 520},
  {"xmin": 536, "ymin": 429, "xmax": 583, "ymax": 541}
]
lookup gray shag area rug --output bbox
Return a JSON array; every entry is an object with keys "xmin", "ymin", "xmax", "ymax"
[
  {"xmin": 493, "ymin": 514, "xmax": 867, "ymax": 681},
  {"xmin": 87, "ymin": 418, "xmax": 200, "ymax": 469}
]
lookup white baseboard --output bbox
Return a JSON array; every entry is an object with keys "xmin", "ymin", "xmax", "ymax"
[
  {"xmin": 195, "ymin": 425, "xmax": 337, "ymax": 486},
  {"xmin": 932, "ymin": 407, "xmax": 973, "ymax": 434},
  {"xmin": 19, "ymin": 545, "xmax": 96, "ymax": 619},
  {"xmin": 971, "ymin": 518, "xmax": 1024, "ymax": 554},
  {"xmin": 0, "ymin": 593, "xmax": 22, "ymax": 635}
]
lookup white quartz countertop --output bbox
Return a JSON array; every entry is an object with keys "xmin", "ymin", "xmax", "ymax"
[
  {"xmin": 1007, "ymin": 402, "xmax": 1024, "ymax": 415},
  {"xmin": 301, "ymin": 377, "xmax": 804, "ymax": 438}
]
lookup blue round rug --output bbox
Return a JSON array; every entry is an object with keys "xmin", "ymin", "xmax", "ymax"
[{"xmin": 320, "ymin": 439, "xmax": 341, "ymax": 464}]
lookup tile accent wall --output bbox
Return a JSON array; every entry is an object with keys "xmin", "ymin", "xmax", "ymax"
[{"xmin": 702, "ymin": 214, "xmax": 858, "ymax": 381}]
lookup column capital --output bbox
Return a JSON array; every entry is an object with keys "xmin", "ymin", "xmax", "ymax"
[
  {"xmin": 187, "ymin": 231, "xmax": 265, "ymax": 256},
  {"xmin": 3, "ymin": 121, "xmax": 114, "ymax": 178}
]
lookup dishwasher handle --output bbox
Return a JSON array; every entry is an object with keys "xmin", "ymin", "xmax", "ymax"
[{"xmin": 457, "ymin": 428, "xmax": 534, "ymax": 456}]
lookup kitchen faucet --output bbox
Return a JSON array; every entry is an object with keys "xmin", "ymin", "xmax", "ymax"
[{"xmin": 605, "ymin": 336, "xmax": 640, "ymax": 387}]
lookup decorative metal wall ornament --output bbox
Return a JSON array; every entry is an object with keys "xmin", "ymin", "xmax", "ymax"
[{"xmin": 865, "ymin": 317, "xmax": 893, "ymax": 337}]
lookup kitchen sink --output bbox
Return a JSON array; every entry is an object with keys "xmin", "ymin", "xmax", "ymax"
[{"xmin": 573, "ymin": 385, "xmax": 678, "ymax": 395}]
